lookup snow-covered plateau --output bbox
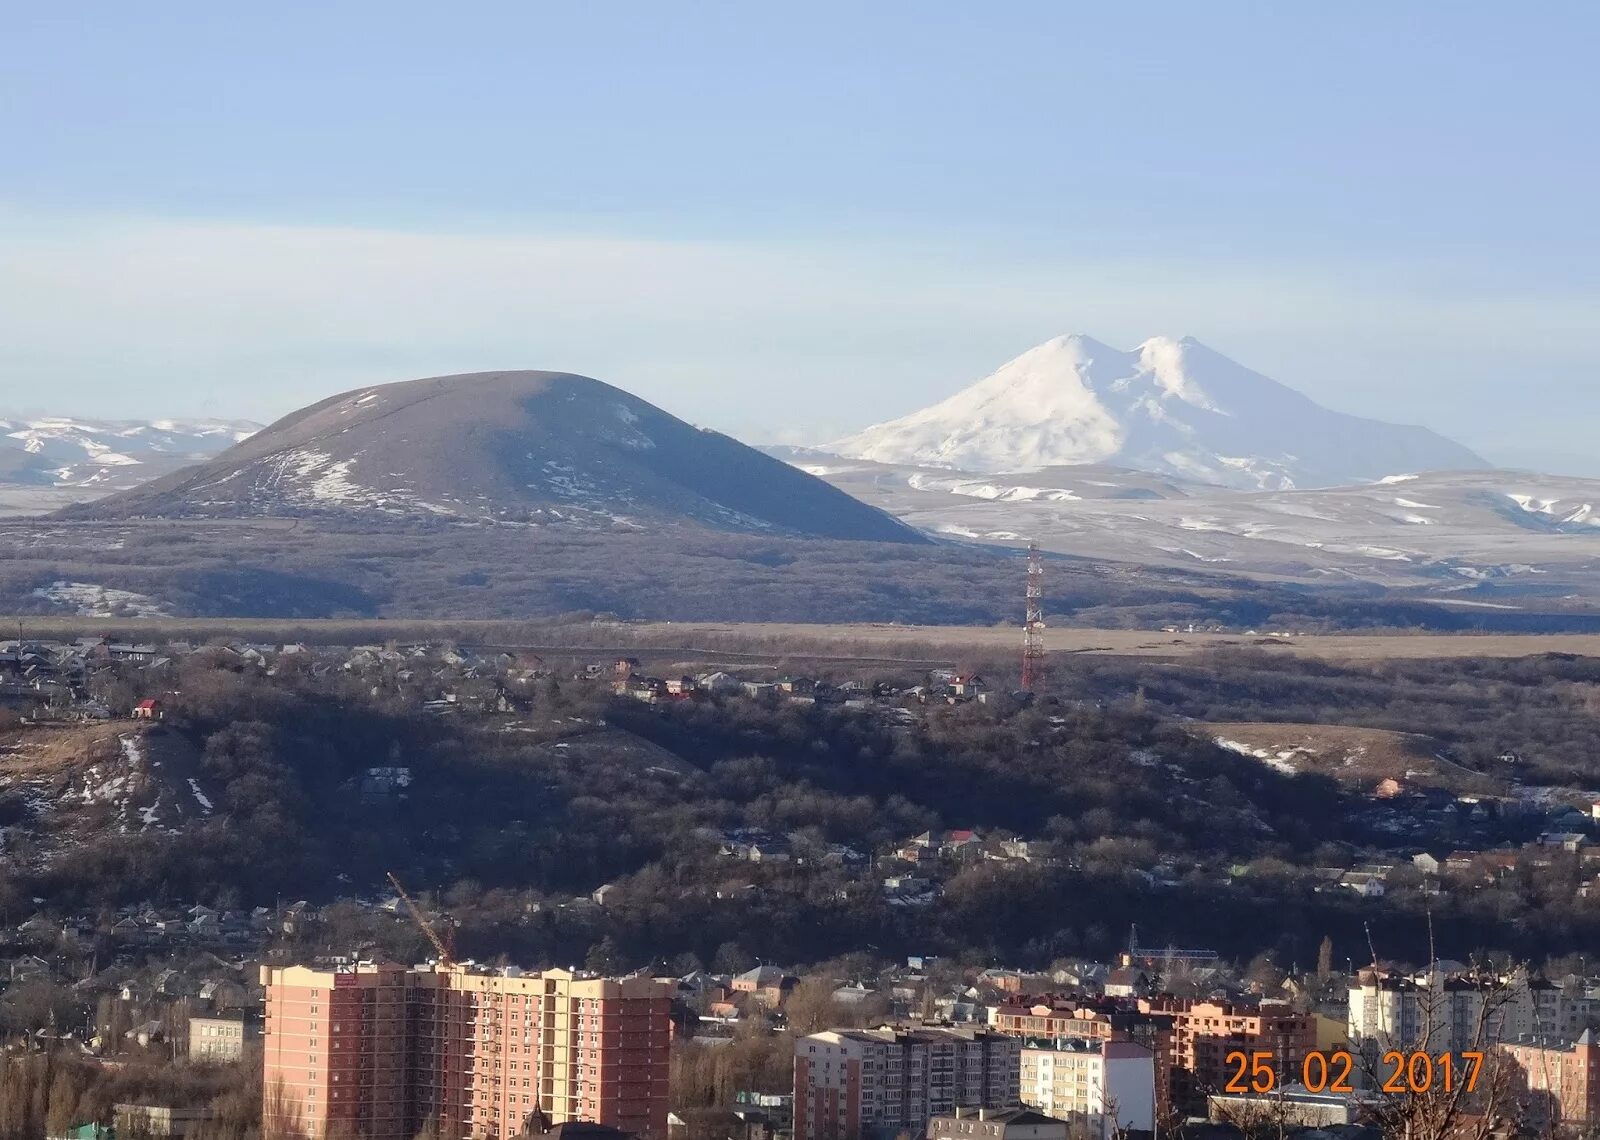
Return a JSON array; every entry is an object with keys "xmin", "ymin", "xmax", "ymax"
[{"xmin": 770, "ymin": 450, "xmax": 1600, "ymax": 597}]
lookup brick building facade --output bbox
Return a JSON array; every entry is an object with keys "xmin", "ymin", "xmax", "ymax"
[
  {"xmin": 262, "ymin": 963, "xmax": 671, "ymax": 1140},
  {"xmin": 793, "ymin": 1027, "xmax": 1020, "ymax": 1140}
]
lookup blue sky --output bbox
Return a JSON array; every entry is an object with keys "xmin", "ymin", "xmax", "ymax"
[{"xmin": 2, "ymin": 2, "xmax": 1596, "ymax": 471}]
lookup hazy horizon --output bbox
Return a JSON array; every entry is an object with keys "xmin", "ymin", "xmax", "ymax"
[{"xmin": 3, "ymin": 3, "xmax": 1596, "ymax": 474}]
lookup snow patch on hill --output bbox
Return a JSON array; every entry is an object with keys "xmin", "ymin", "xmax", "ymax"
[
  {"xmin": 1506, "ymin": 493, "xmax": 1600, "ymax": 528},
  {"xmin": 1217, "ymin": 738, "xmax": 1306, "ymax": 775},
  {"xmin": 0, "ymin": 416, "xmax": 260, "ymax": 489},
  {"xmin": 31, "ymin": 580, "xmax": 170, "ymax": 618}
]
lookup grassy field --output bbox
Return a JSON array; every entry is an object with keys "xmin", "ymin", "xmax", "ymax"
[
  {"xmin": 1195, "ymin": 721, "xmax": 1496, "ymax": 794},
  {"xmin": 606, "ymin": 622, "xmax": 1600, "ymax": 661},
  {"xmin": 12, "ymin": 614, "xmax": 1600, "ymax": 662}
]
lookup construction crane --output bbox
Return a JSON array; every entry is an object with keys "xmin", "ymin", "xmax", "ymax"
[{"xmin": 387, "ymin": 871, "xmax": 454, "ymax": 966}]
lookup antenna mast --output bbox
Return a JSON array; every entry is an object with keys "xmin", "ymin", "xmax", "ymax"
[{"xmin": 1021, "ymin": 541, "xmax": 1046, "ymax": 692}]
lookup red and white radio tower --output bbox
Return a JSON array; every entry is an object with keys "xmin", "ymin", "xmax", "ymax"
[{"xmin": 1021, "ymin": 541, "xmax": 1046, "ymax": 692}]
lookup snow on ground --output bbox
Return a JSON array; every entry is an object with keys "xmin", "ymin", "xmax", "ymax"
[
  {"xmin": 307, "ymin": 458, "xmax": 364, "ymax": 503},
  {"xmin": 187, "ymin": 778, "xmax": 214, "ymax": 814},
  {"xmin": 1321, "ymin": 544, "xmax": 1414, "ymax": 562},
  {"xmin": 31, "ymin": 580, "xmax": 170, "ymax": 617},
  {"xmin": 1431, "ymin": 598, "xmax": 1522, "ymax": 610},
  {"xmin": 2, "ymin": 416, "xmax": 258, "ymax": 488},
  {"xmin": 1215, "ymin": 737, "xmax": 1305, "ymax": 775},
  {"xmin": 907, "ymin": 472, "xmax": 1081, "ymax": 501},
  {"xmin": 1506, "ymin": 493, "xmax": 1600, "ymax": 527},
  {"xmin": 79, "ymin": 765, "xmax": 129, "ymax": 804}
]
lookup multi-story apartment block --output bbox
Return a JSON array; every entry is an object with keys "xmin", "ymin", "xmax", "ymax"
[
  {"xmin": 1500, "ymin": 1031, "xmax": 1600, "ymax": 1131},
  {"xmin": 992, "ymin": 998, "xmax": 1172, "ymax": 1114},
  {"xmin": 1348, "ymin": 969, "xmax": 1596, "ymax": 1056},
  {"xmin": 993, "ymin": 998, "xmax": 1148, "ymax": 1043},
  {"xmin": 793, "ymin": 1027, "xmax": 1020, "ymax": 1140},
  {"xmin": 1019, "ymin": 1039, "xmax": 1154, "ymax": 1140},
  {"xmin": 262, "ymin": 963, "xmax": 671, "ymax": 1140},
  {"xmin": 1140, "ymin": 997, "xmax": 1315, "ymax": 1098}
]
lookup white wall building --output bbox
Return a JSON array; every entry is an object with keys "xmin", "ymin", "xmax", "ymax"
[{"xmin": 1019, "ymin": 1040, "xmax": 1154, "ymax": 1140}]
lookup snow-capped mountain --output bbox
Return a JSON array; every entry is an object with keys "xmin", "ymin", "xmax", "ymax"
[
  {"xmin": 0, "ymin": 416, "xmax": 260, "ymax": 488},
  {"xmin": 827, "ymin": 334, "xmax": 1488, "ymax": 490},
  {"xmin": 63, "ymin": 371, "xmax": 922, "ymax": 542}
]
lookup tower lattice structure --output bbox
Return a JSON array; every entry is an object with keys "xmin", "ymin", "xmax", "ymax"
[{"xmin": 1021, "ymin": 541, "xmax": 1046, "ymax": 692}]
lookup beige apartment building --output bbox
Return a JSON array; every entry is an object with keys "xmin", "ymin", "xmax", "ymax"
[
  {"xmin": 189, "ymin": 1015, "xmax": 259, "ymax": 1062},
  {"xmin": 927, "ymin": 1107, "xmax": 1066, "ymax": 1140},
  {"xmin": 261, "ymin": 962, "xmax": 671, "ymax": 1140},
  {"xmin": 1019, "ymin": 1040, "xmax": 1154, "ymax": 1140},
  {"xmin": 991, "ymin": 998, "xmax": 1173, "ymax": 1114}
]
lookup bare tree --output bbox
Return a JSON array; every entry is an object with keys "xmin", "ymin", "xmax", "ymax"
[
  {"xmin": 1356, "ymin": 968, "xmax": 1525, "ymax": 1140},
  {"xmin": 260, "ymin": 1076, "xmax": 305, "ymax": 1140},
  {"xmin": 1207, "ymin": 1091, "xmax": 1300, "ymax": 1140}
]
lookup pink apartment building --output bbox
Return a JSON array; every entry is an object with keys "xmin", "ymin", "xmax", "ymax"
[{"xmin": 262, "ymin": 963, "xmax": 671, "ymax": 1140}]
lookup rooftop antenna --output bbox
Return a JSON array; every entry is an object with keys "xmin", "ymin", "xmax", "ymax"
[{"xmin": 1021, "ymin": 542, "xmax": 1046, "ymax": 693}]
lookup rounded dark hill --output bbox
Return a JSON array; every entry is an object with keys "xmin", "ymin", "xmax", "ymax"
[{"xmin": 60, "ymin": 371, "xmax": 924, "ymax": 542}]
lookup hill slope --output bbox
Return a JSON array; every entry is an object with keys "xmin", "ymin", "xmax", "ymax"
[
  {"xmin": 774, "ymin": 452, "xmax": 1600, "ymax": 597},
  {"xmin": 63, "ymin": 371, "xmax": 921, "ymax": 542},
  {"xmin": 828, "ymin": 334, "xmax": 1488, "ymax": 490}
]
